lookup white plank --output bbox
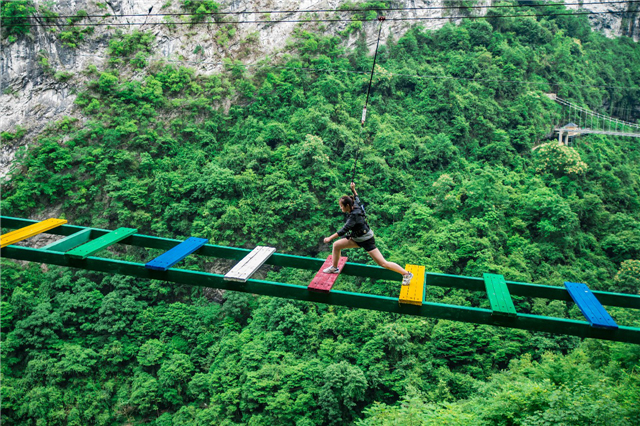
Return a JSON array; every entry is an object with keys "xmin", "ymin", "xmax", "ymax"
[{"xmin": 224, "ymin": 246, "xmax": 276, "ymax": 282}]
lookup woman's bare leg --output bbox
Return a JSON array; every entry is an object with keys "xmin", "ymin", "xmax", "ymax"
[
  {"xmin": 367, "ymin": 248, "xmax": 408, "ymax": 275},
  {"xmin": 332, "ymin": 238, "xmax": 358, "ymax": 267}
]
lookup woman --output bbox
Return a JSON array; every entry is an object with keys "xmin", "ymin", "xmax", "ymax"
[{"xmin": 323, "ymin": 182, "xmax": 414, "ymax": 285}]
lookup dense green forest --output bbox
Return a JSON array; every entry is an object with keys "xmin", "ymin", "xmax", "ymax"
[{"xmin": 2, "ymin": 1, "xmax": 640, "ymax": 424}]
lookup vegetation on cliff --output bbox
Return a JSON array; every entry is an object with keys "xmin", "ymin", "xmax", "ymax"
[{"xmin": 2, "ymin": 3, "xmax": 640, "ymax": 424}]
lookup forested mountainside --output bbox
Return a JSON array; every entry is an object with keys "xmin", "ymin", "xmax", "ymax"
[{"xmin": 2, "ymin": 1, "xmax": 640, "ymax": 425}]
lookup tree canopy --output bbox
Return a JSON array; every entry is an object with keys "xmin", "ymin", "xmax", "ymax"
[{"xmin": 2, "ymin": 2, "xmax": 640, "ymax": 424}]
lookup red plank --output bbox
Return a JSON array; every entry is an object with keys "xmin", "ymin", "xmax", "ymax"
[{"xmin": 308, "ymin": 255, "xmax": 348, "ymax": 293}]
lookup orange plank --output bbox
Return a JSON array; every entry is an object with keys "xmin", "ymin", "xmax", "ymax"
[
  {"xmin": 1, "ymin": 218, "xmax": 67, "ymax": 248},
  {"xmin": 399, "ymin": 264, "xmax": 425, "ymax": 306}
]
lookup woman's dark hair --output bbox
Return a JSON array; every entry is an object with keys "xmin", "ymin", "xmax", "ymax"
[{"xmin": 339, "ymin": 196, "xmax": 355, "ymax": 209}]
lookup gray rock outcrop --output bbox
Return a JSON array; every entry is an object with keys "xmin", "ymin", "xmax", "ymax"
[{"xmin": 1, "ymin": 0, "xmax": 638, "ymax": 178}]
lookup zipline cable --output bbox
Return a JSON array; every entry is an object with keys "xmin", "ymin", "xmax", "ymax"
[
  {"xmin": 362, "ymin": 16, "xmax": 385, "ymax": 127},
  {"xmin": 351, "ymin": 150, "xmax": 359, "ymax": 184},
  {"xmin": 352, "ymin": 16, "xmax": 385, "ymax": 184}
]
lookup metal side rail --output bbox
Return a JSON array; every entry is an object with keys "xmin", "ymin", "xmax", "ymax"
[
  {"xmin": 2, "ymin": 216, "xmax": 639, "ymax": 310},
  {"xmin": 2, "ymin": 245, "xmax": 640, "ymax": 344}
]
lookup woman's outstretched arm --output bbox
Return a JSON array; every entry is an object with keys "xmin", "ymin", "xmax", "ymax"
[{"xmin": 324, "ymin": 233, "xmax": 339, "ymax": 244}]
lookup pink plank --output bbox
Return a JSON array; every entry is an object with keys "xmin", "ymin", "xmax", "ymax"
[{"xmin": 308, "ymin": 255, "xmax": 348, "ymax": 293}]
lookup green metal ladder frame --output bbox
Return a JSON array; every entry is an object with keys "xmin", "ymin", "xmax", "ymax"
[{"xmin": 2, "ymin": 216, "xmax": 639, "ymax": 344}]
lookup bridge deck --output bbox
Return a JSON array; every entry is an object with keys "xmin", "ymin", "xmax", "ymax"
[
  {"xmin": 2, "ymin": 216, "xmax": 640, "ymax": 344},
  {"xmin": 554, "ymin": 128, "xmax": 640, "ymax": 138}
]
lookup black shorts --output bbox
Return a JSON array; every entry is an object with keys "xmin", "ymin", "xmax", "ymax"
[{"xmin": 352, "ymin": 236, "xmax": 376, "ymax": 252}]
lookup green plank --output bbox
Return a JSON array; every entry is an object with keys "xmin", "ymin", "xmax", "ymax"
[
  {"xmin": 66, "ymin": 227, "xmax": 137, "ymax": 259},
  {"xmin": 483, "ymin": 273, "xmax": 518, "ymax": 318},
  {"xmin": 2, "ymin": 245, "xmax": 640, "ymax": 344},
  {"xmin": 42, "ymin": 229, "xmax": 92, "ymax": 252}
]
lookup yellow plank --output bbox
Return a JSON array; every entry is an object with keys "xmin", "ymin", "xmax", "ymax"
[
  {"xmin": 1, "ymin": 218, "xmax": 67, "ymax": 248},
  {"xmin": 399, "ymin": 264, "xmax": 425, "ymax": 306}
]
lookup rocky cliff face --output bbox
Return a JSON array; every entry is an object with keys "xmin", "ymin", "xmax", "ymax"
[
  {"xmin": 568, "ymin": 1, "xmax": 640, "ymax": 40},
  {"xmin": 1, "ymin": 0, "xmax": 638, "ymax": 177}
]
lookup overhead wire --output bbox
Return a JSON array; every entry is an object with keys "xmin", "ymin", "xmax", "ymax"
[
  {"xmin": 3, "ymin": 7, "xmax": 639, "ymax": 28},
  {"xmin": 3, "ymin": 0, "xmax": 637, "ymax": 160},
  {"xmin": 4, "ymin": 1, "xmax": 637, "ymax": 115},
  {"xmin": 2, "ymin": 1, "xmax": 637, "ymax": 21}
]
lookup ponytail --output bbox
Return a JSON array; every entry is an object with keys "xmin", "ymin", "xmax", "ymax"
[{"xmin": 339, "ymin": 195, "xmax": 355, "ymax": 209}]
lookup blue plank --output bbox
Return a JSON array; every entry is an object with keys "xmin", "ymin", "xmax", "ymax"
[
  {"xmin": 145, "ymin": 237, "xmax": 208, "ymax": 271},
  {"xmin": 564, "ymin": 282, "xmax": 618, "ymax": 329}
]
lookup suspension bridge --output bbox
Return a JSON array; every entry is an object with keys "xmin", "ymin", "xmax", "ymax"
[
  {"xmin": 2, "ymin": 216, "xmax": 639, "ymax": 344},
  {"xmin": 547, "ymin": 94, "xmax": 640, "ymax": 143}
]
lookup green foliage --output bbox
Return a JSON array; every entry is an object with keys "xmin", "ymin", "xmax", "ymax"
[
  {"xmin": 0, "ymin": 0, "xmax": 35, "ymax": 39},
  {"xmin": 37, "ymin": 52, "xmax": 53, "ymax": 74},
  {"xmin": 535, "ymin": 143, "xmax": 588, "ymax": 176},
  {"xmin": 359, "ymin": 394, "xmax": 475, "ymax": 425},
  {"xmin": 59, "ymin": 26, "xmax": 94, "ymax": 48},
  {"xmin": 180, "ymin": 0, "xmax": 220, "ymax": 23},
  {"xmin": 1, "ymin": 125, "xmax": 27, "ymax": 143},
  {"xmin": 337, "ymin": 1, "xmax": 390, "ymax": 35},
  {"xmin": 38, "ymin": 1, "xmax": 59, "ymax": 23},
  {"xmin": 214, "ymin": 24, "xmax": 236, "ymax": 46},
  {"xmin": 108, "ymin": 30, "xmax": 155, "ymax": 68},
  {"xmin": 54, "ymin": 71, "xmax": 73, "ymax": 82},
  {"xmin": 2, "ymin": 4, "xmax": 640, "ymax": 425},
  {"xmin": 360, "ymin": 351, "xmax": 640, "ymax": 425},
  {"xmin": 56, "ymin": 9, "xmax": 93, "ymax": 47},
  {"xmin": 67, "ymin": 9, "xmax": 87, "ymax": 24},
  {"xmin": 614, "ymin": 259, "xmax": 640, "ymax": 294}
]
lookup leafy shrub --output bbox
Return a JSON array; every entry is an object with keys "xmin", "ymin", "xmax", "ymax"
[
  {"xmin": 54, "ymin": 71, "xmax": 73, "ymax": 82},
  {"xmin": 0, "ymin": 0, "xmax": 35, "ymax": 39},
  {"xmin": 108, "ymin": 30, "xmax": 155, "ymax": 68},
  {"xmin": 535, "ymin": 143, "xmax": 588, "ymax": 176},
  {"xmin": 180, "ymin": 0, "xmax": 219, "ymax": 22},
  {"xmin": 1, "ymin": 125, "xmax": 27, "ymax": 143},
  {"xmin": 614, "ymin": 259, "xmax": 640, "ymax": 294},
  {"xmin": 59, "ymin": 26, "xmax": 94, "ymax": 48}
]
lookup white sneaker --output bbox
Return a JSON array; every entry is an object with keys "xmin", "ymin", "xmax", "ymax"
[
  {"xmin": 323, "ymin": 266, "xmax": 340, "ymax": 274},
  {"xmin": 402, "ymin": 272, "xmax": 413, "ymax": 286}
]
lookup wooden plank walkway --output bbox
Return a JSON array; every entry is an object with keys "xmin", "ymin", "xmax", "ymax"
[
  {"xmin": 224, "ymin": 246, "xmax": 276, "ymax": 282},
  {"xmin": 483, "ymin": 273, "xmax": 517, "ymax": 318},
  {"xmin": 1, "ymin": 218, "xmax": 67, "ymax": 248},
  {"xmin": 66, "ymin": 227, "xmax": 137, "ymax": 259},
  {"xmin": 308, "ymin": 255, "xmax": 348, "ymax": 293},
  {"xmin": 399, "ymin": 264, "xmax": 425, "ymax": 306},
  {"xmin": 565, "ymin": 282, "xmax": 618, "ymax": 329},
  {"xmin": 146, "ymin": 237, "xmax": 208, "ymax": 271},
  {"xmin": 42, "ymin": 229, "xmax": 92, "ymax": 252}
]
